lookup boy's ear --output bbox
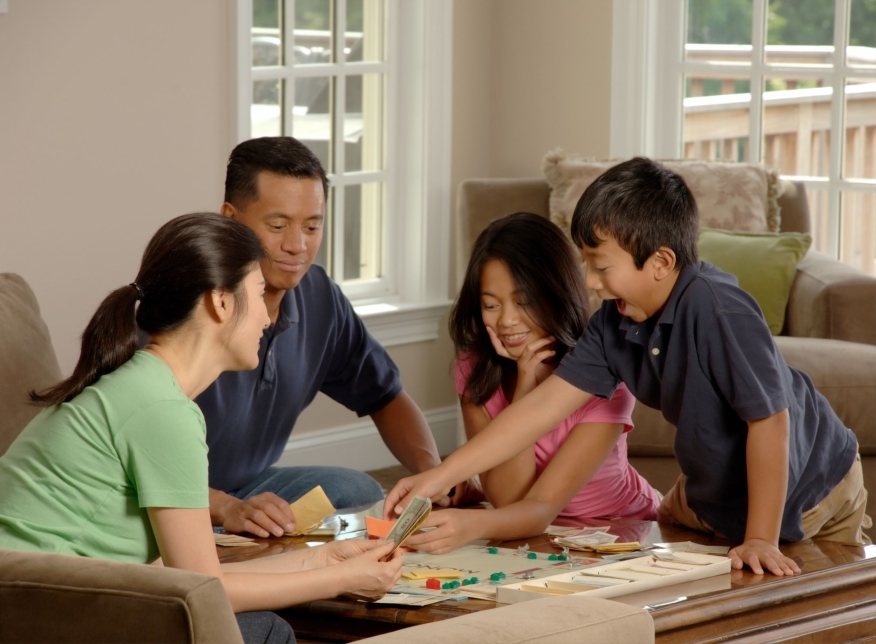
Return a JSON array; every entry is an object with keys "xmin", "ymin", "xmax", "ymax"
[{"xmin": 651, "ymin": 247, "xmax": 677, "ymax": 280}]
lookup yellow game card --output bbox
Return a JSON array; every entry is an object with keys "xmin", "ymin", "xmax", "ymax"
[{"xmin": 285, "ymin": 485, "xmax": 336, "ymax": 535}]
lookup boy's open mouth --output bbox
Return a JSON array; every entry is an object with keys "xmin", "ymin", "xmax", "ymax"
[{"xmin": 616, "ymin": 299, "xmax": 627, "ymax": 315}]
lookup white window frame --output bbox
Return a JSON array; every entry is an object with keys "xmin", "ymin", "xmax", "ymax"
[
  {"xmin": 611, "ymin": 0, "xmax": 876, "ymax": 262},
  {"xmin": 229, "ymin": 0, "xmax": 453, "ymax": 346}
]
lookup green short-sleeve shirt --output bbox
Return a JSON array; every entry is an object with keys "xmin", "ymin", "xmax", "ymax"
[{"xmin": 0, "ymin": 351, "xmax": 208, "ymax": 563}]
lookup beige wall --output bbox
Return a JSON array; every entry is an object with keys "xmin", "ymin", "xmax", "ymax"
[{"xmin": 0, "ymin": 0, "xmax": 612, "ymax": 445}]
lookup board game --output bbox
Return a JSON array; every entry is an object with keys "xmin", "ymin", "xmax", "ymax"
[
  {"xmin": 496, "ymin": 552, "xmax": 731, "ymax": 604},
  {"xmin": 394, "ymin": 544, "xmax": 602, "ymax": 600}
]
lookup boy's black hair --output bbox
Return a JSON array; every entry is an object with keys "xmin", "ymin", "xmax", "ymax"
[
  {"xmin": 225, "ymin": 136, "xmax": 329, "ymax": 209},
  {"xmin": 570, "ymin": 157, "xmax": 699, "ymax": 270}
]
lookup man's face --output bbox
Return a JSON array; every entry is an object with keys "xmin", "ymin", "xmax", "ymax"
[
  {"xmin": 225, "ymin": 173, "xmax": 325, "ymax": 292},
  {"xmin": 580, "ymin": 235, "xmax": 662, "ymax": 323}
]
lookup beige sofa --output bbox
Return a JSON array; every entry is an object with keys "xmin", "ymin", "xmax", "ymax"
[
  {"xmin": 457, "ymin": 177, "xmax": 876, "ymax": 534},
  {"xmin": 0, "ymin": 272, "xmax": 654, "ymax": 642}
]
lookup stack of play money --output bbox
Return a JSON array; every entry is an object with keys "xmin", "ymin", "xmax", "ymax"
[
  {"xmin": 551, "ymin": 530, "xmax": 619, "ymax": 551},
  {"xmin": 214, "ymin": 533, "xmax": 257, "ymax": 547}
]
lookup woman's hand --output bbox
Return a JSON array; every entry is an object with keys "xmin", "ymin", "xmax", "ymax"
[
  {"xmin": 485, "ymin": 327, "xmax": 555, "ymax": 400},
  {"xmin": 335, "ymin": 540, "xmax": 404, "ymax": 600},
  {"xmin": 403, "ymin": 509, "xmax": 480, "ymax": 554}
]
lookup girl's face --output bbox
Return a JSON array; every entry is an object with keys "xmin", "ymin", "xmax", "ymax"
[
  {"xmin": 479, "ymin": 259, "xmax": 548, "ymax": 359},
  {"xmin": 226, "ymin": 265, "xmax": 270, "ymax": 371}
]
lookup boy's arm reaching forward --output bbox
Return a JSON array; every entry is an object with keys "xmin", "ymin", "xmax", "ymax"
[
  {"xmin": 730, "ymin": 409, "xmax": 801, "ymax": 576},
  {"xmin": 384, "ymin": 375, "xmax": 593, "ymax": 518}
]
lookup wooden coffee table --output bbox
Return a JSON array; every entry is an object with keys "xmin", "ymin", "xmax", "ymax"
[{"xmin": 217, "ymin": 510, "xmax": 876, "ymax": 643}]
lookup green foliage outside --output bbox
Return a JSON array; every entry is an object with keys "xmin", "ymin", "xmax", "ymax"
[{"xmin": 687, "ymin": 0, "xmax": 875, "ymax": 47}]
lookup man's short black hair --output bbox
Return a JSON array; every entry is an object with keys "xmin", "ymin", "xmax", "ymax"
[
  {"xmin": 570, "ymin": 157, "xmax": 699, "ymax": 270},
  {"xmin": 224, "ymin": 136, "xmax": 329, "ymax": 209}
]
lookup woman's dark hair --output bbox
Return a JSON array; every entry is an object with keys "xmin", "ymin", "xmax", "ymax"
[
  {"xmin": 225, "ymin": 136, "xmax": 329, "ymax": 209},
  {"xmin": 449, "ymin": 212, "xmax": 590, "ymax": 406},
  {"xmin": 30, "ymin": 213, "xmax": 267, "ymax": 407},
  {"xmin": 570, "ymin": 157, "xmax": 699, "ymax": 270}
]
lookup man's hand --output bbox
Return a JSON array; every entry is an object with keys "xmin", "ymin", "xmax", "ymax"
[
  {"xmin": 383, "ymin": 470, "xmax": 453, "ymax": 520},
  {"xmin": 403, "ymin": 509, "xmax": 479, "ymax": 554},
  {"xmin": 729, "ymin": 538, "xmax": 801, "ymax": 576},
  {"xmin": 215, "ymin": 491, "xmax": 296, "ymax": 538}
]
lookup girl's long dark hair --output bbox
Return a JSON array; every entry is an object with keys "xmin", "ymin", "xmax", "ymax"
[
  {"xmin": 30, "ymin": 213, "xmax": 266, "ymax": 407},
  {"xmin": 449, "ymin": 212, "xmax": 590, "ymax": 406}
]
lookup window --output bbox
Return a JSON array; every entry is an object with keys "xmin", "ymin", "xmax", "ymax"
[
  {"xmin": 611, "ymin": 0, "xmax": 876, "ymax": 275},
  {"xmin": 230, "ymin": 0, "xmax": 453, "ymax": 344}
]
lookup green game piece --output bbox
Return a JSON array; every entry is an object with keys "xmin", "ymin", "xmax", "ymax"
[
  {"xmin": 470, "ymin": 577, "xmax": 478, "ymax": 584},
  {"xmin": 527, "ymin": 552, "xmax": 537, "ymax": 559},
  {"xmin": 442, "ymin": 582, "xmax": 452, "ymax": 589},
  {"xmin": 548, "ymin": 554, "xmax": 558, "ymax": 561},
  {"xmin": 488, "ymin": 547, "xmax": 498, "ymax": 554},
  {"xmin": 461, "ymin": 579, "xmax": 470, "ymax": 586},
  {"xmin": 499, "ymin": 572, "xmax": 506, "ymax": 579},
  {"xmin": 558, "ymin": 554, "xmax": 568, "ymax": 561},
  {"xmin": 490, "ymin": 573, "xmax": 501, "ymax": 581}
]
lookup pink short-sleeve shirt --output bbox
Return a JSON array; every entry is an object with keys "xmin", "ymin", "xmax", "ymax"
[{"xmin": 455, "ymin": 355, "xmax": 659, "ymax": 521}]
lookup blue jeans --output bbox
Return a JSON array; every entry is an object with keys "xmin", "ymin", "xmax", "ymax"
[
  {"xmin": 236, "ymin": 611, "xmax": 295, "ymax": 644},
  {"xmin": 230, "ymin": 465, "xmax": 384, "ymax": 511}
]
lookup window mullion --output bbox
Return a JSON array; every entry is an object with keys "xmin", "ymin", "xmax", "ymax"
[
  {"xmin": 828, "ymin": 0, "xmax": 851, "ymax": 258},
  {"xmin": 749, "ymin": 0, "xmax": 767, "ymax": 165},
  {"xmin": 332, "ymin": 0, "xmax": 347, "ymax": 281}
]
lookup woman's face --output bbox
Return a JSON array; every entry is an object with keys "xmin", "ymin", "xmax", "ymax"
[
  {"xmin": 479, "ymin": 259, "xmax": 548, "ymax": 359},
  {"xmin": 226, "ymin": 266, "xmax": 270, "ymax": 371}
]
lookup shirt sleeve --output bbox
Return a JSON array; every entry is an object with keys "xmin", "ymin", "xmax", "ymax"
[
  {"xmin": 553, "ymin": 306, "xmax": 621, "ymax": 398},
  {"xmin": 571, "ymin": 382, "xmax": 636, "ymax": 432},
  {"xmin": 114, "ymin": 400, "xmax": 209, "ymax": 509},
  {"xmin": 320, "ymin": 281, "xmax": 403, "ymax": 417},
  {"xmin": 699, "ymin": 311, "xmax": 789, "ymax": 421}
]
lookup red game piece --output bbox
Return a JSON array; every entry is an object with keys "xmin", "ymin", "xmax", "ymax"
[{"xmin": 425, "ymin": 578, "xmax": 441, "ymax": 590}]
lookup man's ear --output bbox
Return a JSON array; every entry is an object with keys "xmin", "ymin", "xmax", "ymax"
[
  {"xmin": 651, "ymin": 246, "xmax": 677, "ymax": 280},
  {"xmin": 205, "ymin": 289, "xmax": 234, "ymax": 323},
  {"xmin": 220, "ymin": 202, "xmax": 237, "ymax": 219}
]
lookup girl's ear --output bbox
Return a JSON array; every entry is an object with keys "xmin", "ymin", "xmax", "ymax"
[
  {"xmin": 205, "ymin": 289, "xmax": 233, "ymax": 323},
  {"xmin": 652, "ymin": 246, "xmax": 677, "ymax": 280}
]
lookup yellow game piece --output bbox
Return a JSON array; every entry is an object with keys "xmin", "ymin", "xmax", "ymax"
[{"xmin": 401, "ymin": 569, "xmax": 465, "ymax": 581}]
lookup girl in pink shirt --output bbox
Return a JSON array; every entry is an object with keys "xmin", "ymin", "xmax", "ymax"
[{"xmin": 406, "ymin": 213, "xmax": 659, "ymax": 554}]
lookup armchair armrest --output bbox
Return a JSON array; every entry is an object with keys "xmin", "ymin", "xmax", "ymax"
[
  {"xmin": 786, "ymin": 250, "xmax": 876, "ymax": 346},
  {"xmin": 0, "ymin": 549, "xmax": 242, "ymax": 644}
]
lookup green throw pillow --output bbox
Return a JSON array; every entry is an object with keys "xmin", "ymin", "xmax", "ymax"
[{"xmin": 698, "ymin": 228, "xmax": 812, "ymax": 335}]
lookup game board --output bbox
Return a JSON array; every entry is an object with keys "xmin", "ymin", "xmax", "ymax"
[{"xmin": 393, "ymin": 544, "xmax": 601, "ymax": 600}]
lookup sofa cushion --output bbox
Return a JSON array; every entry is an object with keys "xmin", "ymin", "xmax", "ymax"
[
  {"xmin": 0, "ymin": 274, "xmax": 62, "ymax": 456},
  {"xmin": 0, "ymin": 549, "xmax": 242, "ymax": 644},
  {"xmin": 698, "ymin": 228, "xmax": 812, "ymax": 335},
  {"xmin": 542, "ymin": 151, "xmax": 783, "ymax": 239},
  {"xmin": 357, "ymin": 594, "xmax": 654, "ymax": 643}
]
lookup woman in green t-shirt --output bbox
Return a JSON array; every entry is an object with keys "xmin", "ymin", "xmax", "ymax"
[{"xmin": 0, "ymin": 213, "xmax": 402, "ymax": 644}]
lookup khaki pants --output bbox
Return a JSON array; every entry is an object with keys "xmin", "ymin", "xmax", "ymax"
[{"xmin": 657, "ymin": 453, "xmax": 872, "ymax": 544}]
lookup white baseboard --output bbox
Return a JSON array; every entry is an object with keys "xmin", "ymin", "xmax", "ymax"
[{"xmin": 274, "ymin": 405, "xmax": 460, "ymax": 471}]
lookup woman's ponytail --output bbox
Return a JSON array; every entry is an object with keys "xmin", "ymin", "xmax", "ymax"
[
  {"xmin": 28, "ymin": 212, "xmax": 265, "ymax": 408},
  {"xmin": 29, "ymin": 284, "xmax": 141, "ymax": 406}
]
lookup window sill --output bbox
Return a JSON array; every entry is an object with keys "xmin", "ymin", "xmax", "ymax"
[{"xmin": 354, "ymin": 300, "xmax": 452, "ymax": 347}]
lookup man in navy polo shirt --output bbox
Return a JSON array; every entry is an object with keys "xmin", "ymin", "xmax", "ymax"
[
  {"xmin": 384, "ymin": 158, "xmax": 868, "ymax": 578},
  {"xmin": 199, "ymin": 136, "xmax": 479, "ymax": 538}
]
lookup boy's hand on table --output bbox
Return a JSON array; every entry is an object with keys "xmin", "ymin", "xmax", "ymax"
[
  {"xmin": 403, "ymin": 509, "xmax": 479, "ymax": 555},
  {"xmin": 729, "ymin": 538, "xmax": 801, "ymax": 576},
  {"xmin": 383, "ymin": 470, "xmax": 453, "ymax": 520}
]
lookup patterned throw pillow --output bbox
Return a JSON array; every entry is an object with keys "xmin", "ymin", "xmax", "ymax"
[{"xmin": 542, "ymin": 150, "xmax": 784, "ymax": 239}]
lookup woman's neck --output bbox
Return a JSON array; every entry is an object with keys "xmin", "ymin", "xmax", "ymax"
[{"xmin": 144, "ymin": 329, "xmax": 225, "ymax": 400}]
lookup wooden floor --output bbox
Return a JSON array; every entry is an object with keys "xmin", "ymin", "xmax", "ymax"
[{"xmin": 364, "ymin": 464, "xmax": 412, "ymax": 493}]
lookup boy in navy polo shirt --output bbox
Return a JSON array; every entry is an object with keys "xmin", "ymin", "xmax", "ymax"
[{"xmin": 385, "ymin": 157, "xmax": 869, "ymax": 577}]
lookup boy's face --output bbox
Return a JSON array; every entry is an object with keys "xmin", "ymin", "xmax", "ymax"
[{"xmin": 580, "ymin": 236, "xmax": 670, "ymax": 323}]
